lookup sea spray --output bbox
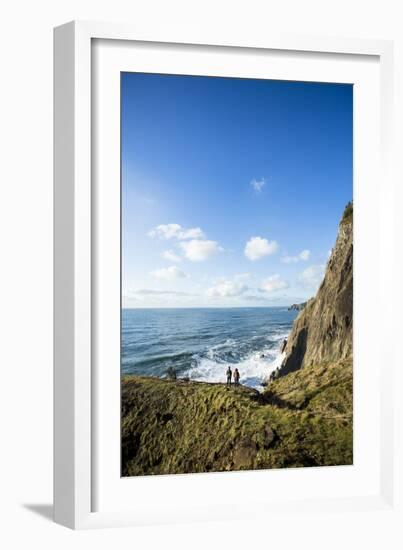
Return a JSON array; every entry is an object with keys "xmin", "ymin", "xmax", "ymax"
[{"xmin": 183, "ymin": 335, "xmax": 287, "ymax": 390}]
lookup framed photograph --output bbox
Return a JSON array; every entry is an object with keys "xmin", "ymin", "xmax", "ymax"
[{"xmin": 54, "ymin": 21, "xmax": 396, "ymax": 529}]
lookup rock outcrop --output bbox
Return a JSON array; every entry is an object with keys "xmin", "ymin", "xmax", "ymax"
[
  {"xmin": 288, "ymin": 302, "xmax": 307, "ymax": 311},
  {"xmin": 278, "ymin": 202, "xmax": 353, "ymax": 377}
]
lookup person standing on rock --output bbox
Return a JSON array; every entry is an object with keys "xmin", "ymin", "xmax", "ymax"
[
  {"xmin": 234, "ymin": 368, "xmax": 240, "ymax": 386},
  {"xmin": 226, "ymin": 366, "xmax": 232, "ymax": 386}
]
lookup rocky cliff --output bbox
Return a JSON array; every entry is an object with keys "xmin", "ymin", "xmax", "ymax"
[{"xmin": 278, "ymin": 202, "xmax": 353, "ymax": 377}]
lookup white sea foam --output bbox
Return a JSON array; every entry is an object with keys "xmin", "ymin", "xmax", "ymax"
[{"xmin": 183, "ymin": 332, "xmax": 288, "ymax": 391}]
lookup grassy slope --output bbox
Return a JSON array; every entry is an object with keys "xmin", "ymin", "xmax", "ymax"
[{"xmin": 122, "ymin": 356, "xmax": 352, "ymax": 476}]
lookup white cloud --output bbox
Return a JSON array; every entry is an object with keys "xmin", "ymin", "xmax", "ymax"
[
  {"xmin": 180, "ymin": 239, "xmax": 223, "ymax": 262},
  {"xmin": 148, "ymin": 223, "xmax": 204, "ymax": 240},
  {"xmin": 282, "ymin": 249, "xmax": 311, "ymax": 263},
  {"xmin": 299, "ymin": 249, "xmax": 310, "ymax": 261},
  {"xmin": 250, "ymin": 178, "xmax": 266, "ymax": 193},
  {"xmin": 244, "ymin": 236, "xmax": 278, "ymax": 261},
  {"xmin": 207, "ymin": 277, "xmax": 248, "ymax": 298},
  {"xmin": 150, "ymin": 265, "xmax": 187, "ymax": 280},
  {"xmin": 129, "ymin": 288, "xmax": 195, "ymax": 296},
  {"xmin": 298, "ymin": 264, "xmax": 325, "ymax": 290},
  {"xmin": 179, "ymin": 227, "xmax": 205, "ymax": 239},
  {"xmin": 162, "ymin": 249, "xmax": 182, "ymax": 263},
  {"xmin": 260, "ymin": 274, "xmax": 289, "ymax": 292}
]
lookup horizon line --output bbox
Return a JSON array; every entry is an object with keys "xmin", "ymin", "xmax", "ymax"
[{"xmin": 121, "ymin": 304, "xmax": 304, "ymax": 310}]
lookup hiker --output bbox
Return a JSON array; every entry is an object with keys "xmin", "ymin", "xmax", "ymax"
[
  {"xmin": 226, "ymin": 366, "xmax": 232, "ymax": 386},
  {"xmin": 281, "ymin": 338, "xmax": 287, "ymax": 354},
  {"xmin": 234, "ymin": 368, "xmax": 240, "ymax": 386}
]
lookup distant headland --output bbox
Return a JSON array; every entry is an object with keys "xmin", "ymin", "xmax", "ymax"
[{"xmin": 288, "ymin": 302, "xmax": 307, "ymax": 312}]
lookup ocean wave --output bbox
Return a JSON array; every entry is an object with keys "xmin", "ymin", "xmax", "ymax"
[
  {"xmin": 183, "ymin": 333, "xmax": 288, "ymax": 391},
  {"xmin": 122, "ymin": 308, "xmax": 295, "ymax": 389},
  {"xmin": 122, "ymin": 350, "xmax": 193, "ymax": 373}
]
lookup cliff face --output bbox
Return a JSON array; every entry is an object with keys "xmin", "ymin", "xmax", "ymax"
[{"xmin": 279, "ymin": 204, "xmax": 353, "ymax": 376}]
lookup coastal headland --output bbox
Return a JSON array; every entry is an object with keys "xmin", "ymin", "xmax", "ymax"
[{"xmin": 122, "ymin": 203, "xmax": 353, "ymax": 476}]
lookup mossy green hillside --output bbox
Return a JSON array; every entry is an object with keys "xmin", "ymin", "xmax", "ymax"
[{"xmin": 122, "ymin": 356, "xmax": 352, "ymax": 476}]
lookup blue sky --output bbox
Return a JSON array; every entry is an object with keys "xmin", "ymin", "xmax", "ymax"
[{"xmin": 121, "ymin": 73, "xmax": 352, "ymax": 308}]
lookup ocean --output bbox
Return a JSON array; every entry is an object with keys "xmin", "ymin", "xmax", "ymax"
[{"xmin": 121, "ymin": 307, "xmax": 297, "ymax": 390}]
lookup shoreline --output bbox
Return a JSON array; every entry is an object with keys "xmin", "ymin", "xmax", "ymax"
[
  {"xmin": 121, "ymin": 373, "xmax": 261, "ymax": 393},
  {"xmin": 122, "ymin": 324, "xmax": 292, "ymax": 391},
  {"xmin": 122, "ymin": 341, "xmax": 289, "ymax": 392},
  {"xmin": 121, "ymin": 341, "xmax": 289, "ymax": 395}
]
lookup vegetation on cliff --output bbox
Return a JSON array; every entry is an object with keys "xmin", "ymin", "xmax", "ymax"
[{"xmin": 122, "ymin": 359, "xmax": 352, "ymax": 476}]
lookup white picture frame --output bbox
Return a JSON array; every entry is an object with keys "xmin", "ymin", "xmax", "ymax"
[{"xmin": 54, "ymin": 20, "xmax": 397, "ymax": 530}]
